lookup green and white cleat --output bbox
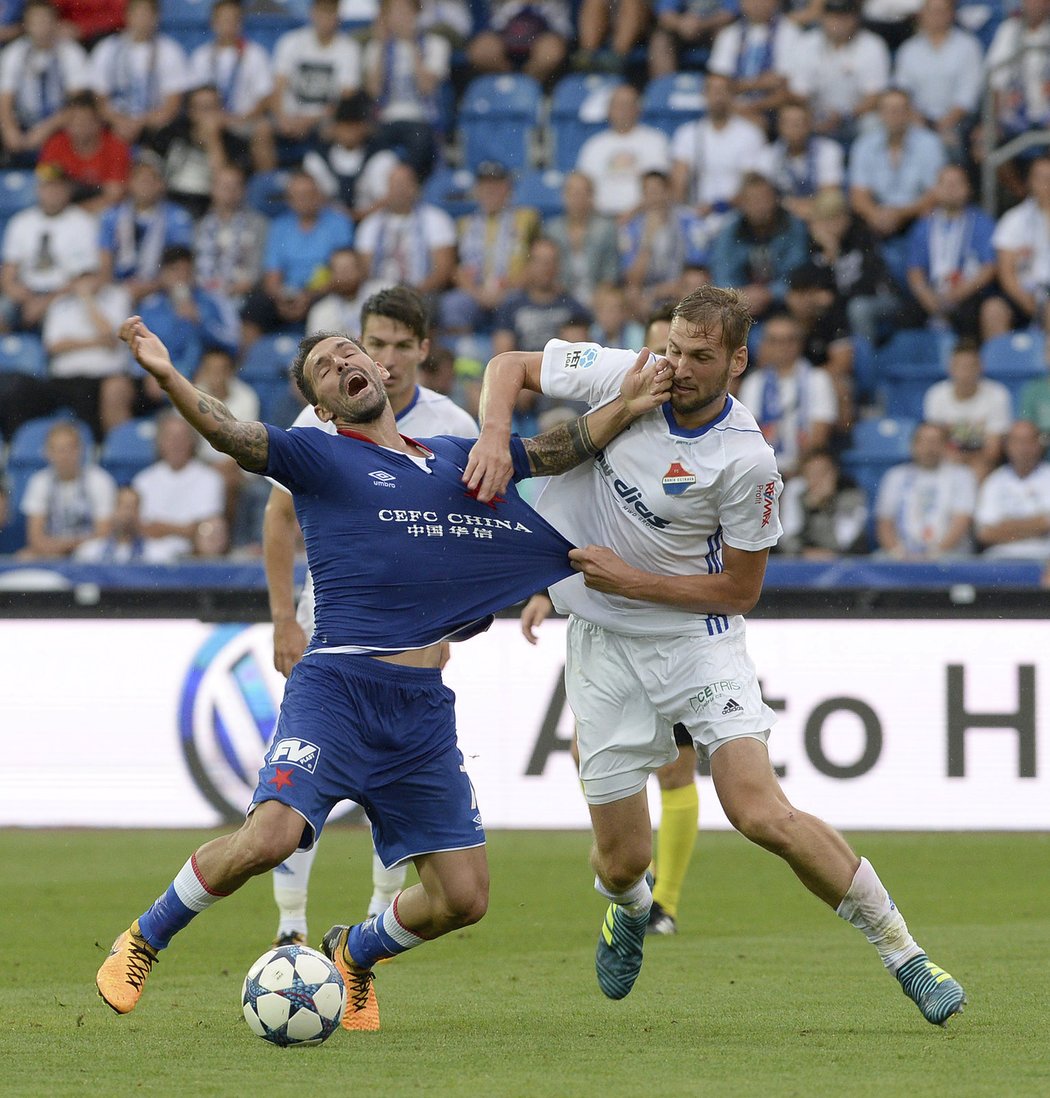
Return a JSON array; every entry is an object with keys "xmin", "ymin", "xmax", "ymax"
[
  {"xmin": 896, "ymin": 953, "xmax": 967, "ymax": 1026},
  {"xmin": 595, "ymin": 882, "xmax": 652, "ymax": 1000}
]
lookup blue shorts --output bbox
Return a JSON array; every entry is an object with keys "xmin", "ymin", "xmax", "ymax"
[{"xmin": 250, "ymin": 654, "xmax": 485, "ymax": 868}]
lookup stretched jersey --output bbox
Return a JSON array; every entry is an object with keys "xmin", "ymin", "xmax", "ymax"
[
  {"xmin": 263, "ymin": 425, "xmax": 574, "ymax": 652},
  {"xmin": 537, "ymin": 339, "xmax": 783, "ymax": 638}
]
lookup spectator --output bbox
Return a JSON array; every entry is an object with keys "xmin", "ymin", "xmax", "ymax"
[
  {"xmin": 98, "ymin": 150, "xmax": 195, "ymax": 303},
  {"xmin": 709, "ymin": 172, "xmax": 809, "ymax": 320},
  {"xmin": 132, "ymin": 411, "xmax": 226, "ymax": 561},
  {"xmin": 17, "ymin": 419, "xmax": 116, "ymax": 560},
  {"xmin": 53, "ymin": 0, "xmax": 127, "ymax": 50},
  {"xmin": 466, "ymin": 0, "xmax": 571, "ymax": 86},
  {"xmin": 491, "ymin": 236, "xmax": 589, "ymax": 354},
  {"xmin": 786, "ymin": 0, "xmax": 891, "ymax": 142},
  {"xmin": 355, "ymin": 161, "xmax": 456, "ymax": 298},
  {"xmin": 991, "ymin": 155, "xmax": 1050, "ymax": 333},
  {"xmin": 0, "ymin": 0, "xmax": 90, "ymax": 166},
  {"xmin": 302, "ymin": 91, "xmax": 400, "ymax": 221},
  {"xmin": 922, "ymin": 338, "xmax": 1013, "ymax": 480},
  {"xmin": 576, "ymin": 84, "xmax": 672, "ymax": 220},
  {"xmin": 306, "ymin": 245, "xmax": 368, "ymax": 333},
  {"xmin": 138, "ymin": 244, "xmax": 240, "ymax": 370},
  {"xmin": 37, "ymin": 90, "xmax": 130, "ymax": 215},
  {"xmin": 621, "ymin": 169, "xmax": 707, "ymax": 321},
  {"xmin": 905, "ymin": 163, "xmax": 1002, "ymax": 341},
  {"xmin": 975, "ymin": 419, "xmax": 1050, "ymax": 559},
  {"xmin": 194, "ymin": 164, "xmax": 269, "ymax": 310},
  {"xmin": 875, "ymin": 421, "xmax": 977, "ymax": 559},
  {"xmin": 187, "ymin": 0, "xmax": 276, "ymax": 171},
  {"xmin": 40, "ymin": 259, "xmax": 133, "ymax": 437},
  {"xmin": 807, "ymin": 188, "xmax": 898, "ymax": 345},
  {"xmin": 0, "ymin": 163, "xmax": 98, "ymax": 331},
  {"xmin": 985, "ymin": 0, "xmax": 1050, "ymax": 146},
  {"xmin": 589, "ymin": 282, "xmax": 644, "ymax": 348},
  {"xmin": 417, "ymin": 0, "xmax": 473, "ymax": 46},
  {"xmin": 670, "ymin": 72, "xmax": 768, "ymax": 227},
  {"xmin": 89, "ymin": 0, "xmax": 188, "ymax": 146},
  {"xmin": 756, "ymin": 100, "xmax": 845, "ymax": 226},
  {"xmin": 649, "ymin": 0, "xmax": 734, "ymax": 80},
  {"xmin": 240, "ymin": 169, "xmax": 354, "ymax": 341},
  {"xmin": 893, "ymin": 0, "xmax": 983, "ymax": 160},
  {"xmin": 1019, "ymin": 335, "xmax": 1050, "ymax": 434},
  {"xmin": 440, "ymin": 159, "xmax": 540, "ymax": 333},
  {"xmin": 148, "ymin": 83, "xmax": 254, "ymax": 220},
  {"xmin": 272, "ymin": 0, "xmax": 363, "ymax": 154},
  {"xmin": 848, "ymin": 87, "xmax": 946, "ymax": 285},
  {"xmin": 707, "ymin": 0, "xmax": 804, "ymax": 121},
  {"xmin": 363, "ymin": 0, "xmax": 450, "ymax": 179},
  {"xmin": 737, "ymin": 311, "xmax": 837, "ymax": 476},
  {"xmin": 778, "ymin": 448, "xmax": 869, "ymax": 557},
  {"xmin": 575, "ymin": 0, "xmax": 649, "ymax": 72},
  {"xmin": 74, "ymin": 485, "xmax": 177, "ymax": 563},
  {"xmin": 544, "ymin": 170, "xmax": 617, "ymax": 309}
]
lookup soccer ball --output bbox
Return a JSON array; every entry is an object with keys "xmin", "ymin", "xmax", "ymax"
[{"xmin": 242, "ymin": 944, "xmax": 346, "ymax": 1047}]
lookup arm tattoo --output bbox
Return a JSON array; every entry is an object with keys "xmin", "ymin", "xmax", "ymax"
[
  {"xmin": 195, "ymin": 391, "xmax": 270, "ymax": 472},
  {"xmin": 522, "ymin": 414, "xmax": 599, "ymax": 476}
]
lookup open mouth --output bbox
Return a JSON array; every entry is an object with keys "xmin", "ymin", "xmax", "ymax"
[{"xmin": 345, "ymin": 372, "xmax": 368, "ymax": 397}]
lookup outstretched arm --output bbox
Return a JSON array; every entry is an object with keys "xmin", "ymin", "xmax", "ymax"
[{"xmin": 120, "ymin": 316, "xmax": 270, "ymax": 472}]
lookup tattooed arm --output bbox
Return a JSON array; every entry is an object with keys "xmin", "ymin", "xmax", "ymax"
[
  {"xmin": 521, "ymin": 396, "xmax": 630, "ymax": 477},
  {"xmin": 120, "ymin": 315, "xmax": 270, "ymax": 472}
]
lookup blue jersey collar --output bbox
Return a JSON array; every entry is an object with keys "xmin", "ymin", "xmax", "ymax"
[{"xmin": 662, "ymin": 395, "xmax": 733, "ymax": 438}]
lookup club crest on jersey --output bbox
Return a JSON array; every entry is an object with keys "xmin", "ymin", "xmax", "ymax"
[
  {"xmin": 754, "ymin": 481, "xmax": 777, "ymax": 527},
  {"xmin": 564, "ymin": 346, "xmax": 597, "ymax": 370},
  {"xmin": 661, "ymin": 462, "xmax": 696, "ymax": 496}
]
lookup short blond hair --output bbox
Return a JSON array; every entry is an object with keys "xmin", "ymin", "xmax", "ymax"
[{"xmin": 672, "ymin": 284, "xmax": 753, "ymax": 355}]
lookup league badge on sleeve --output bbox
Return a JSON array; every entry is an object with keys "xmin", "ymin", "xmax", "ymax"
[{"xmin": 661, "ymin": 462, "xmax": 696, "ymax": 496}]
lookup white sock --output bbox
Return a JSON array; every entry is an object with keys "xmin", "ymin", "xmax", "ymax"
[
  {"xmin": 368, "ymin": 851, "xmax": 409, "ymax": 917},
  {"xmin": 272, "ymin": 845, "xmax": 319, "ymax": 938},
  {"xmin": 836, "ymin": 857, "xmax": 924, "ymax": 974},
  {"xmin": 594, "ymin": 873, "xmax": 653, "ymax": 918}
]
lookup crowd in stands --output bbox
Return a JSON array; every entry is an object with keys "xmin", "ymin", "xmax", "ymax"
[{"xmin": 3, "ymin": 0, "xmax": 1050, "ymax": 569}]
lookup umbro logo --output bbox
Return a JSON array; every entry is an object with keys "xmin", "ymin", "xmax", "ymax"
[
  {"xmin": 721, "ymin": 698, "xmax": 743, "ymax": 715},
  {"xmin": 369, "ymin": 470, "xmax": 397, "ymax": 488}
]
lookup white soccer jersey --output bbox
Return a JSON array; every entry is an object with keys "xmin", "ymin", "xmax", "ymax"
[
  {"xmin": 283, "ymin": 385, "xmax": 479, "ymax": 631},
  {"xmin": 536, "ymin": 340, "xmax": 783, "ymax": 638}
]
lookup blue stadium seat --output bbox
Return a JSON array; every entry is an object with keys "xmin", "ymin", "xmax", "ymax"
[
  {"xmin": 253, "ymin": 377, "xmax": 292, "ymax": 423},
  {"xmin": 244, "ymin": 15, "xmax": 299, "ymax": 52},
  {"xmin": 0, "ymin": 333, "xmax": 46, "ymax": 377},
  {"xmin": 422, "ymin": 166, "xmax": 478, "ymax": 219},
  {"xmin": 513, "ymin": 169, "xmax": 566, "ymax": 219},
  {"xmin": 165, "ymin": 24, "xmax": 211, "ymax": 54},
  {"xmin": 0, "ymin": 171, "xmax": 37, "ymax": 220},
  {"xmin": 241, "ymin": 332, "xmax": 300, "ymax": 382},
  {"xmin": 458, "ymin": 74, "xmax": 543, "ymax": 173},
  {"xmin": 980, "ymin": 330, "xmax": 1044, "ymax": 380},
  {"xmin": 245, "ymin": 170, "xmax": 289, "ymax": 219},
  {"xmin": 641, "ymin": 73, "xmax": 706, "ymax": 137},
  {"xmin": 549, "ymin": 74, "xmax": 622, "ymax": 172},
  {"xmin": 159, "ymin": 0, "xmax": 214, "ymax": 26},
  {"xmin": 840, "ymin": 416, "xmax": 918, "ymax": 510},
  {"xmin": 876, "ymin": 327, "xmax": 951, "ymax": 372},
  {"xmin": 99, "ymin": 418, "xmax": 158, "ymax": 486}
]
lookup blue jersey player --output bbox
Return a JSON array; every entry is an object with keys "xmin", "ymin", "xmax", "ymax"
[{"xmin": 96, "ymin": 315, "xmax": 672, "ymax": 1030}]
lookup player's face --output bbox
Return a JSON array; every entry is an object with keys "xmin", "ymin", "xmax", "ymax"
[
  {"xmin": 664, "ymin": 317, "xmax": 747, "ymax": 428},
  {"xmin": 306, "ymin": 336, "xmax": 390, "ymax": 424},
  {"xmin": 361, "ymin": 315, "xmax": 428, "ymax": 413}
]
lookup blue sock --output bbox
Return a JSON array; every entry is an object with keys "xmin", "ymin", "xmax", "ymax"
[
  {"xmin": 345, "ymin": 896, "xmax": 426, "ymax": 968},
  {"xmin": 137, "ymin": 855, "xmax": 228, "ymax": 950}
]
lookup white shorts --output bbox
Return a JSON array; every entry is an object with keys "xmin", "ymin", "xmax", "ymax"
[{"xmin": 565, "ymin": 616, "xmax": 774, "ymax": 805}]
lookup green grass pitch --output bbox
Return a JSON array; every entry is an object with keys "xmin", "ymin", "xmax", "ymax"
[{"xmin": 4, "ymin": 828, "xmax": 1049, "ymax": 1098}]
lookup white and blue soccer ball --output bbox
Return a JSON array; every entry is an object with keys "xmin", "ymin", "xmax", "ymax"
[{"xmin": 242, "ymin": 944, "xmax": 346, "ymax": 1047}]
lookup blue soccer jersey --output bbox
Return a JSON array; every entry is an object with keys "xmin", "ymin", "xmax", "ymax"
[{"xmin": 263, "ymin": 425, "xmax": 575, "ymax": 652}]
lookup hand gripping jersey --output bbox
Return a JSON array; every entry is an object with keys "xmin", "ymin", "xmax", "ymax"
[
  {"xmin": 263, "ymin": 424, "xmax": 574, "ymax": 652},
  {"xmin": 537, "ymin": 340, "xmax": 783, "ymax": 638}
]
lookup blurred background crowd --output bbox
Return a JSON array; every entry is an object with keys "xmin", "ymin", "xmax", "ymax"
[{"xmin": 2, "ymin": 0, "xmax": 1050, "ymax": 568}]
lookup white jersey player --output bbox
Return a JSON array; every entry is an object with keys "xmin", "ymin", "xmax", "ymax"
[
  {"xmin": 264, "ymin": 287, "xmax": 477, "ymax": 949},
  {"xmin": 465, "ymin": 284, "xmax": 967, "ymax": 1026}
]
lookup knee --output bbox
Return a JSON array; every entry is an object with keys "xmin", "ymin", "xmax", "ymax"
[
  {"xmin": 235, "ymin": 817, "xmax": 302, "ymax": 875},
  {"xmin": 441, "ymin": 876, "xmax": 489, "ymax": 929},
  {"xmin": 593, "ymin": 843, "xmax": 651, "ymax": 893},
  {"xmin": 724, "ymin": 801, "xmax": 797, "ymax": 855}
]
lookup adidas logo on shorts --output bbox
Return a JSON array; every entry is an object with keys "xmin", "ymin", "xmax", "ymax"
[{"xmin": 721, "ymin": 698, "xmax": 743, "ymax": 715}]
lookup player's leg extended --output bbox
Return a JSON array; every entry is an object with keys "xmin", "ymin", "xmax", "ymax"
[
  {"xmin": 710, "ymin": 736, "xmax": 966, "ymax": 1026},
  {"xmin": 97, "ymin": 801, "xmax": 305, "ymax": 1015},
  {"xmin": 650, "ymin": 741, "xmax": 699, "ymax": 934},
  {"xmin": 590, "ymin": 791, "xmax": 655, "ymax": 1000},
  {"xmin": 272, "ymin": 844, "xmax": 319, "ymax": 945}
]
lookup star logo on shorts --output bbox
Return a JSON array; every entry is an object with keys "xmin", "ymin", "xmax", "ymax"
[{"xmin": 268, "ymin": 767, "xmax": 294, "ymax": 791}]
